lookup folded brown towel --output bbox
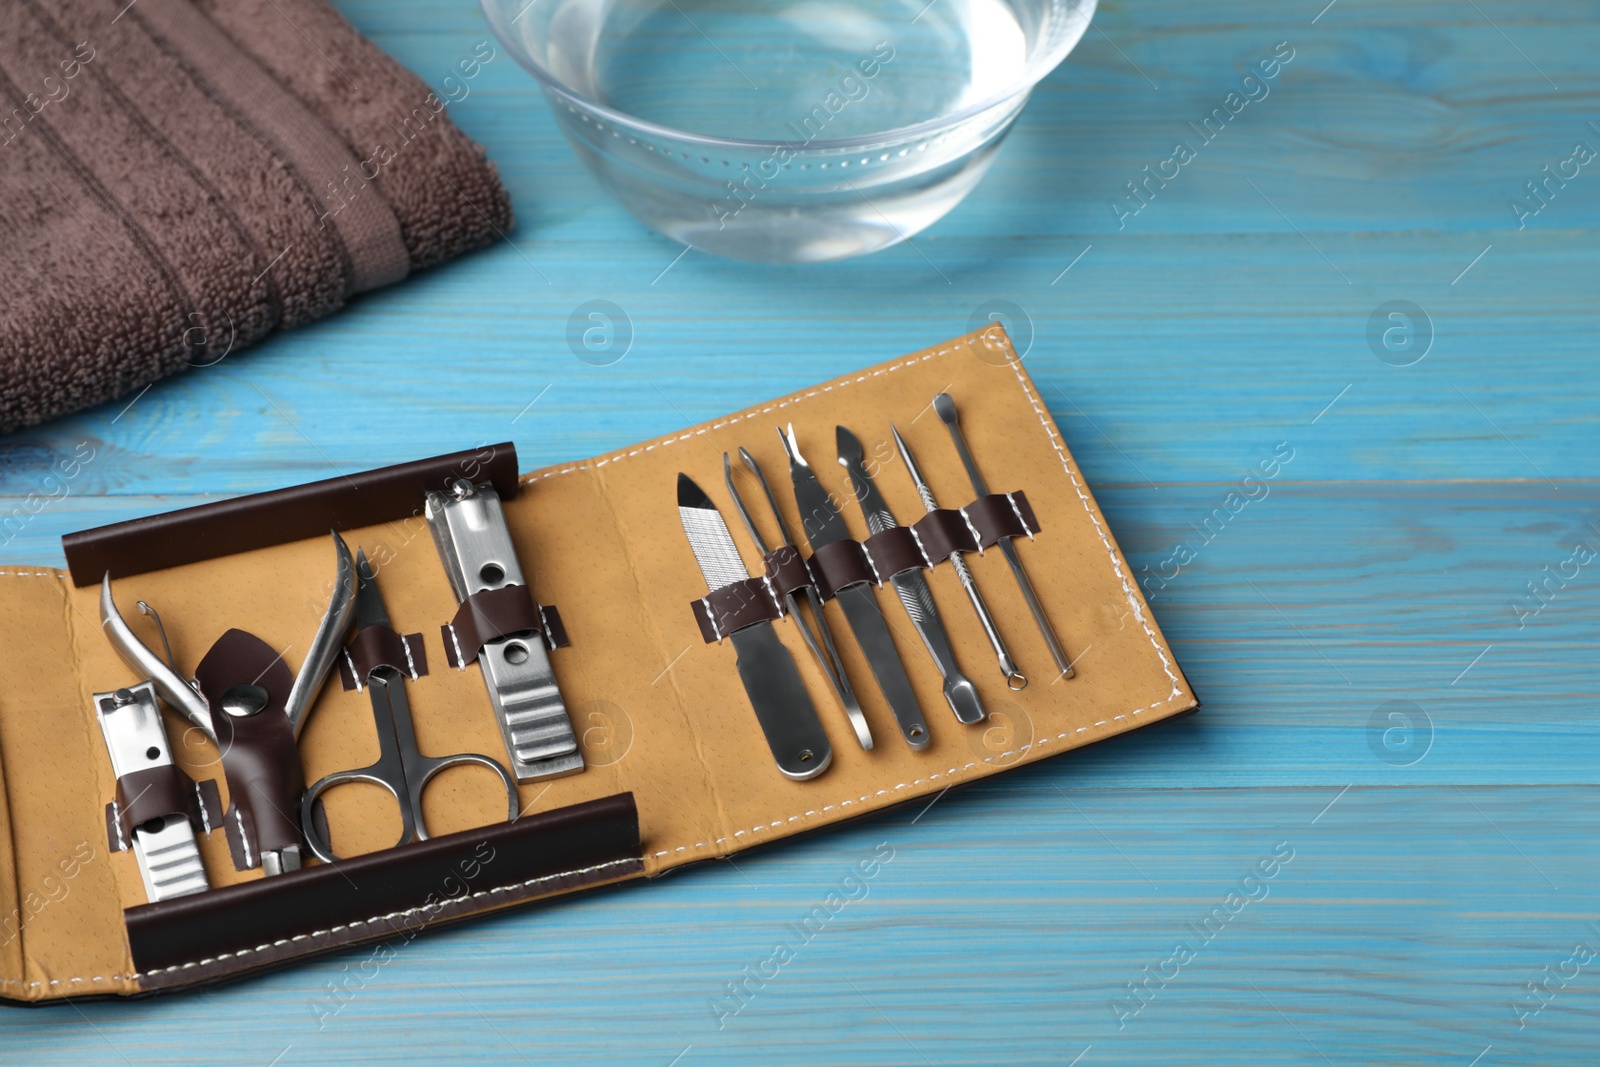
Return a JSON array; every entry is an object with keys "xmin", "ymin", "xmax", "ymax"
[{"xmin": 0, "ymin": 0, "xmax": 512, "ymax": 434}]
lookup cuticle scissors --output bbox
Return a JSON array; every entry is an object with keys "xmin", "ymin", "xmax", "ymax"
[{"xmin": 301, "ymin": 549, "xmax": 518, "ymax": 863}]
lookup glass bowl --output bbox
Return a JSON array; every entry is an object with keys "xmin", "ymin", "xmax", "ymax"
[{"xmin": 482, "ymin": 0, "xmax": 1097, "ymax": 263}]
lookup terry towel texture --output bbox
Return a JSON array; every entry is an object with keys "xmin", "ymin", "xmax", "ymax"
[{"xmin": 0, "ymin": 0, "xmax": 512, "ymax": 434}]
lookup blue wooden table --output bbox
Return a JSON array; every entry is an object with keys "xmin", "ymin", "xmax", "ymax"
[{"xmin": 5, "ymin": 0, "xmax": 1598, "ymax": 1063}]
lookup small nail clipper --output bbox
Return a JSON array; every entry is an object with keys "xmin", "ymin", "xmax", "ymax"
[{"xmin": 92, "ymin": 682, "xmax": 211, "ymax": 901}]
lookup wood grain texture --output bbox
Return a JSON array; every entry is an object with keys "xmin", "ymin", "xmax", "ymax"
[{"xmin": 0, "ymin": 0, "xmax": 1596, "ymax": 1063}]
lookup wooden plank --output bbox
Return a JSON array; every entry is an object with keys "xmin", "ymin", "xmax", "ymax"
[{"xmin": 2, "ymin": 785, "xmax": 1595, "ymax": 1063}]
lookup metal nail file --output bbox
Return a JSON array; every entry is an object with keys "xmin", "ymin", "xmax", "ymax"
[
  {"xmin": 678, "ymin": 474, "xmax": 832, "ymax": 780},
  {"xmin": 837, "ymin": 426, "xmax": 982, "ymax": 727},
  {"xmin": 724, "ymin": 452, "xmax": 875, "ymax": 750},
  {"xmin": 934, "ymin": 392, "xmax": 1073, "ymax": 678},
  {"xmin": 892, "ymin": 425, "xmax": 1028, "ymax": 690},
  {"xmin": 93, "ymin": 682, "xmax": 210, "ymax": 901},
  {"xmin": 426, "ymin": 479, "xmax": 583, "ymax": 782},
  {"xmin": 779, "ymin": 424, "xmax": 929, "ymax": 738}
]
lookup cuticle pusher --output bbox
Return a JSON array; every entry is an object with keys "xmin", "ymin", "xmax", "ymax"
[
  {"xmin": 934, "ymin": 391, "xmax": 1074, "ymax": 678},
  {"xmin": 891, "ymin": 424, "xmax": 1029, "ymax": 691}
]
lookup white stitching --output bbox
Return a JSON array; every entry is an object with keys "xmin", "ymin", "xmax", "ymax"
[
  {"xmin": 400, "ymin": 636, "xmax": 419, "ymax": 680},
  {"xmin": 906, "ymin": 525, "xmax": 935, "ymax": 569},
  {"xmin": 860, "ymin": 544, "xmax": 883, "ymax": 586},
  {"xmin": 759, "ymin": 575, "xmax": 785, "ymax": 617},
  {"xmin": 701, "ymin": 596, "xmax": 721, "ymax": 642},
  {"xmin": 234, "ymin": 809, "xmax": 254, "ymax": 870},
  {"xmin": 538, "ymin": 606, "xmax": 559, "ymax": 652},
  {"xmin": 133, "ymin": 856, "xmax": 639, "ymax": 978},
  {"xmin": 194, "ymin": 784, "xmax": 212, "ymax": 835},
  {"xmin": 633, "ymin": 332, "xmax": 1186, "ymax": 862},
  {"xmin": 343, "ymin": 648, "xmax": 363, "ymax": 693},
  {"xmin": 1006, "ymin": 492, "xmax": 1035, "ymax": 542},
  {"xmin": 957, "ymin": 506, "xmax": 986, "ymax": 554},
  {"xmin": 1000, "ymin": 345, "xmax": 1181, "ymax": 694},
  {"xmin": 109, "ymin": 800, "xmax": 128, "ymax": 851},
  {"xmin": 445, "ymin": 622, "xmax": 467, "ymax": 671}
]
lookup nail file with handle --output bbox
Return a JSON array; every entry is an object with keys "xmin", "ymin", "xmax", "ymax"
[
  {"xmin": 778, "ymin": 424, "xmax": 929, "ymax": 738},
  {"xmin": 836, "ymin": 426, "xmax": 982, "ymax": 727},
  {"xmin": 933, "ymin": 392, "xmax": 1073, "ymax": 678},
  {"xmin": 724, "ymin": 452, "xmax": 874, "ymax": 750},
  {"xmin": 678, "ymin": 473, "xmax": 832, "ymax": 780}
]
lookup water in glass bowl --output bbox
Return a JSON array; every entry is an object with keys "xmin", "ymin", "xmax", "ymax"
[
  {"xmin": 573, "ymin": 0, "xmax": 1032, "ymax": 141},
  {"xmin": 500, "ymin": 0, "xmax": 1092, "ymax": 261}
]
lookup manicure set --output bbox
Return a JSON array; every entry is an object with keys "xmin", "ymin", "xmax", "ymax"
[
  {"xmin": 682, "ymin": 392, "xmax": 1070, "ymax": 781},
  {"xmin": 0, "ymin": 332, "xmax": 1197, "ymax": 1001}
]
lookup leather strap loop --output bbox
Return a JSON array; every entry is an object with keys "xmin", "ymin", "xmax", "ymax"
[
  {"xmin": 691, "ymin": 576, "xmax": 786, "ymax": 643},
  {"xmin": 106, "ymin": 769, "xmax": 222, "ymax": 853},
  {"xmin": 861, "ymin": 526, "xmax": 927, "ymax": 580},
  {"xmin": 808, "ymin": 539, "xmax": 875, "ymax": 601},
  {"xmin": 763, "ymin": 545, "xmax": 813, "ymax": 597},
  {"xmin": 442, "ymin": 585, "xmax": 569, "ymax": 668},
  {"xmin": 964, "ymin": 491, "xmax": 1041, "ymax": 547},
  {"xmin": 338, "ymin": 624, "xmax": 428, "ymax": 690}
]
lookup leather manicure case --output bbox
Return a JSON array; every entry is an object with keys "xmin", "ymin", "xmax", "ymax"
[{"xmin": 0, "ymin": 328, "xmax": 1197, "ymax": 1003}]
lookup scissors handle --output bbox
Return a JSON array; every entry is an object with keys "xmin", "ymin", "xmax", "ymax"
[
  {"xmin": 301, "ymin": 670, "xmax": 518, "ymax": 863},
  {"xmin": 401, "ymin": 750, "xmax": 520, "ymax": 843}
]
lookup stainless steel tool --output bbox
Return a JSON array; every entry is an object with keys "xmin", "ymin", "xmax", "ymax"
[
  {"xmin": 724, "ymin": 451, "xmax": 874, "ymax": 750},
  {"xmin": 302, "ymin": 551, "xmax": 519, "ymax": 862},
  {"xmin": 779, "ymin": 424, "xmax": 929, "ymax": 737},
  {"xmin": 891, "ymin": 424, "xmax": 1028, "ymax": 691},
  {"xmin": 426, "ymin": 479, "xmax": 582, "ymax": 783},
  {"xmin": 100, "ymin": 531, "xmax": 358, "ymax": 876},
  {"xmin": 837, "ymin": 426, "xmax": 981, "ymax": 727},
  {"xmin": 93, "ymin": 682, "xmax": 210, "ymax": 901},
  {"xmin": 678, "ymin": 473, "xmax": 832, "ymax": 780},
  {"xmin": 933, "ymin": 392, "xmax": 1073, "ymax": 678}
]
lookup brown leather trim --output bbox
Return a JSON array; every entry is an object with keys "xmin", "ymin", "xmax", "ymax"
[
  {"xmin": 442, "ymin": 585, "xmax": 542, "ymax": 668},
  {"xmin": 808, "ymin": 539, "xmax": 875, "ymax": 601},
  {"xmin": 912, "ymin": 509, "xmax": 977, "ymax": 565},
  {"xmin": 194, "ymin": 629, "xmax": 303, "ymax": 869},
  {"xmin": 763, "ymin": 545, "xmax": 813, "ymax": 598},
  {"xmin": 965, "ymin": 491, "xmax": 1041, "ymax": 548},
  {"xmin": 862, "ymin": 525, "xmax": 928, "ymax": 579},
  {"xmin": 62, "ymin": 444, "xmax": 521, "ymax": 586},
  {"xmin": 338, "ymin": 625, "xmax": 427, "ymax": 691},
  {"xmin": 540, "ymin": 605, "xmax": 570, "ymax": 651},
  {"xmin": 118, "ymin": 766, "xmax": 198, "ymax": 834},
  {"xmin": 127, "ymin": 793, "xmax": 643, "ymax": 986},
  {"xmin": 690, "ymin": 577, "xmax": 784, "ymax": 643},
  {"xmin": 106, "ymin": 766, "xmax": 219, "ymax": 853}
]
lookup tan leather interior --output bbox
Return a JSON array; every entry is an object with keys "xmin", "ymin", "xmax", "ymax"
[{"xmin": 0, "ymin": 327, "xmax": 1196, "ymax": 1001}]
